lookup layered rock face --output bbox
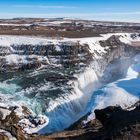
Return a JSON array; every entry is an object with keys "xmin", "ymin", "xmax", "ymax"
[
  {"xmin": 0, "ymin": 38, "xmax": 92, "ymax": 72},
  {"xmin": 0, "ymin": 33, "xmax": 140, "ymax": 139},
  {"xmin": 0, "ymin": 33, "xmax": 137, "ymax": 73}
]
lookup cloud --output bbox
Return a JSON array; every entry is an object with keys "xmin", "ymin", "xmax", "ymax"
[
  {"xmin": 2, "ymin": 11, "xmax": 140, "ymax": 16},
  {"xmin": 0, "ymin": 12, "xmax": 140, "ymax": 23},
  {"xmin": 13, "ymin": 5, "xmax": 77, "ymax": 9},
  {"xmin": 90, "ymin": 12, "xmax": 140, "ymax": 16}
]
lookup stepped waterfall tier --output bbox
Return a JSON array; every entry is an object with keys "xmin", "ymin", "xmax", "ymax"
[{"xmin": 0, "ymin": 33, "xmax": 140, "ymax": 139}]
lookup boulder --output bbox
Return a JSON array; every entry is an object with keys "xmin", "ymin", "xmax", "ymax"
[{"xmin": 0, "ymin": 107, "xmax": 11, "ymax": 120}]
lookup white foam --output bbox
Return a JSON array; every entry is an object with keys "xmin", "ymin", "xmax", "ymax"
[
  {"xmin": 85, "ymin": 54, "xmax": 140, "ymax": 123},
  {"xmin": 47, "ymin": 68, "xmax": 100, "ymax": 113},
  {"xmin": 38, "ymin": 67, "xmax": 101, "ymax": 133},
  {"xmin": 19, "ymin": 115, "xmax": 49, "ymax": 134}
]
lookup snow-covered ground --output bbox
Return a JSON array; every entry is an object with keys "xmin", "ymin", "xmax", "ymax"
[
  {"xmin": 0, "ymin": 33, "xmax": 139, "ymax": 66},
  {"xmin": 0, "ymin": 33, "xmax": 138, "ymax": 47}
]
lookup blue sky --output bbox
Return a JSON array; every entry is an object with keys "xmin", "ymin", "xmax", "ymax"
[{"xmin": 0, "ymin": 0, "xmax": 140, "ymax": 22}]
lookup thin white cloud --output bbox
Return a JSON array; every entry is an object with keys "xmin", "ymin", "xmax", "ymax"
[
  {"xmin": 13, "ymin": 5, "xmax": 77, "ymax": 9},
  {"xmin": 91, "ymin": 11, "xmax": 140, "ymax": 16},
  {"xmin": 1, "ymin": 11, "xmax": 140, "ymax": 16},
  {"xmin": 0, "ymin": 12, "xmax": 140, "ymax": 23}
]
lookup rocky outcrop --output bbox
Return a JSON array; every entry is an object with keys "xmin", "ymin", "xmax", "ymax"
[
  {"xmin": 0, "ymin": 106, "xmax": 48, "ymax": 140},
  {"xmin": 0, "ymin": 107, "xmax": 25, "ymax": 140},
  {"xmin": 0, "ymin": 41, "xmax": 92, "ymax": 72}
]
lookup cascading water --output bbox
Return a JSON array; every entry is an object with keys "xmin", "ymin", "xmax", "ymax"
[
  {"xmin": 85, "ymin": 54, "xmax": 140, "ymax": 123},
  {"xmin": 39, "ymin": 68, "xmax": 101, "ymax": 133},
  {"xmin": 0, "ymin": 33, "xmax": 140, "ymax": 134},
  {"xmin": 0, "ymin": 55, "xmax": 136, "ymax": 134}
]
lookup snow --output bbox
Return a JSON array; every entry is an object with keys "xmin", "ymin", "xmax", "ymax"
[
  {"xmin": 0, "ymin": 108, "xmax": 11, "ymax": 120},
  {"xmin": 0, "ymin": 33, "xmax": 140, "ymax": 134},
  {"xmin": 0, "ymin": 35, "xmax": 50, "ymax": 46},
  {"xmin": 37, "ymin": 20, "xmax": 73, "ymax": 26},
  {"xmin": 0, "ymin": 33, "xmax": 139, "ymax": 60},
  {"xmin": 0, "ymin": 23, "xmax": 31, "ymax": 26},
  {"xmin": 5, "ymin": 54, "xmax": 25, "ymax": 64},
  {"xmin": 55, "ymin": 44, "xmax": 61, "ymax": 52},
  {"xmin": 0, "ymin": 34, "xmax": 112, "ymax": 66},
  {"xmin": 0, "ymin": 32, "xmax": 137, "ymax": 47},
  {"xmin": 19, "ymin": 115, "xmax": 49, "ymax": 134},
  {"xmin": 101, "ymin": 33, "xmax": 140, "ymax": 45},
  {"xmin": 0, "ymin": 101, "xmax": 49, "ymax": 134},
  {"xmin": 79, "ymin": 37, "xmax": 107, "ymax": 58}
]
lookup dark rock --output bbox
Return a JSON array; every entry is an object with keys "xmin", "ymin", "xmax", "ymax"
[
  {"xmin": 99, "ymin": 35, "xmax": 123, "ymax": 48},
  {"xmin": 0, "ymin": 133, "xmax": 9, "ymax": 140},
  {"xmin": 0, "ymin": 109, "xmax": 26, "ymax": 140},
  {"xmin": 31, "ymin": 103, "xmax": 140, "ymax": 140},
  {"xmin": 94, "ymin": 106, "xmax": 122, "ymax": 126}
]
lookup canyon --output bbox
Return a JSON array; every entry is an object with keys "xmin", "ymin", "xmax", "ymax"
[{"xmin": 0, "ymin": 19, "xmax": 139, "ymax": 140}]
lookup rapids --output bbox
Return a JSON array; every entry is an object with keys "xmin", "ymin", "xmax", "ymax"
[
  {"xmin": 0, "ymin": 33, "xmax": 140, "ymax": 134},
  {"xmin": 0, "ymin": 54, "xmax": 139, "ymax": 134}
]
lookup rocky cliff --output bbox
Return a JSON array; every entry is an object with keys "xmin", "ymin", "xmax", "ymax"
[{"xmin": 0, "ymin": 33, "xmax": 140, "ymax": 139}]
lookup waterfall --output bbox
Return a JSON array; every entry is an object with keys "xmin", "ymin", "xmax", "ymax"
[
  {"xmin": 84, "ymin": 54, "xmax": 140, "ymax": 124},
  {"xmin": 0, "ymin": 33, "xmax": 139, "ymax": 134},
  {"xmin": 39, "ymin": 67, "xmax": 101, "ymax": 133}
]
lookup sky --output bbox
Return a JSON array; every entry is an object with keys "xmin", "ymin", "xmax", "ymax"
[{"xmin": 0, "ymin": 0, "xmax": 140, "ymax": 22}]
